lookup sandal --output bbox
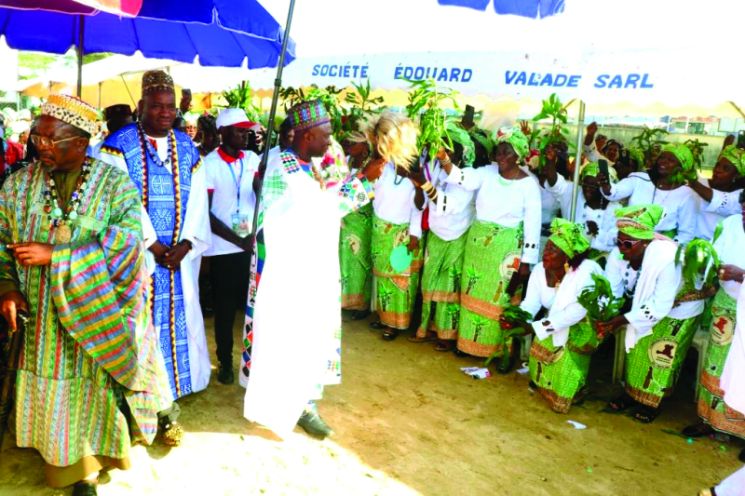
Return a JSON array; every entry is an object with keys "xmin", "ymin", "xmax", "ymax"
[
  {"xmin": 434, "ymin": 340, "xmax": 455, "ymax": 352},
  {"xmin": 407, "ymin": 334, "xmax": 431, "ymax": 343},
  {"xmin": 382, "ymin": 328, "xmax": 399, "ymax": 341},
  {"xmin": 632, "ymin": 405, "xmax": 660, "ymax": 424},
  {"xmin": 159, "ymin": 419, "xmax": 184, "ymax": 447},
  {"xmin": 607, "ymin": 394, "xmax": 633, "ymax": 412},
  {"xmin": 369, "ymin": 320, "xmax": 386, "ymax": 330},
  {"xmin": 682, "ymin": 422, "xmax": 714, "ymax": 438},
  {"xmin": 453, "ymin": 348, "xmax": 469, "ymax": 357}
]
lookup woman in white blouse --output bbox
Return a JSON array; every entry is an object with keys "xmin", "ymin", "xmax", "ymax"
[
  {"xmin": 688, "ymin": 145, "xmax": 745, "ymax": 240},
  {"xmin": 599, "ymin": 143, "xmax": 698, "ymax": 245},
  {"xmin": 410, "ymin": 126, "xmax": 476, "ymax": 352},
  {"xmin": 441, "ymin": 128, "xmax": 542, "ymax": 372},
  {"xmin": 502, "ymin": 219, "xmax": 603, "ymax": 413}
]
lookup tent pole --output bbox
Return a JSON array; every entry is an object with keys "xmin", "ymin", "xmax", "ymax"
[
  {"xmin": 248, "ymin": 0, "xmax": 296, "ymax": 252},
  {"xmin": 569, "ymin": 100, "xmax": 585, "ymax": 222},
  {"xmin": 76, "ymin": 15, "xmax": 85, "ymax": 98}
]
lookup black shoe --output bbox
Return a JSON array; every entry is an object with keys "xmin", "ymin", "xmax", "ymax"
[
  {"xmin": 217, "ymin": 364, "xmax": 235, "ymax": 385},
  {"xmin": 72, "ymin": 481, "xmax": 98, "ymax": 496},
  {"xmin": 297, "ymin": 410, "xmax": 333, "ymax": 439},
  {"xmin": 369, "ymin": 320, "xmax": 386, "ymax": 330},
  {"xmin": 351, "ymin": 309, "xmax": 371, "ymax": 320},
  {"xmin": 739, "ymin": 447, "xmax": 745, "ymax": 463}
]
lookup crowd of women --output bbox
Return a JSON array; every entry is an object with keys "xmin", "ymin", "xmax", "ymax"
[{"xmin": 334, "ymin": 112, "xmax": 745, "ymax": 475}]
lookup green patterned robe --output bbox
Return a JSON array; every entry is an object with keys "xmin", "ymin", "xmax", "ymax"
[
  {"xmin": 371, "ymin": 215, "xmax": 422, "ymax": 330},
  {"xmin": 340, "ymin": 204, "xmax": 373, "ymax": 311},
  {"xmin": 457, "ymin": 220, "xmax": 523, "ymax": 357}
]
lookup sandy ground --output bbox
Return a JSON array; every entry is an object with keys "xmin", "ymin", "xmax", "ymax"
[{"xmin": 0, "ymin": 313, "xmax": 742, "ymax": 496}]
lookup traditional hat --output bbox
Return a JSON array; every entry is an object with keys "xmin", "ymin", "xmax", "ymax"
[
  {"xmin": 41, "ymin": 94, "xmax": 99, "ymax": 136},
  {"xmin": 103, "ymin": 103, "xmax": 132, "ymax": 120},
  {"xmin": 720, "ymin": 144, "xmax": 745, "ymax": 176},
  {"xmin": 548, "ymin": 218, "xmax": 590, "ymax": 259},
  {"xmin": 615, "ymin": 204, "xmax": 664, "ymax": 240},
  {"xmin": 142, "ymin": 70, "xmax": 175, "ymax": 96},
  {"xmin": 286, "ymin": 100, "xmax": 330, "ymax": 131}
]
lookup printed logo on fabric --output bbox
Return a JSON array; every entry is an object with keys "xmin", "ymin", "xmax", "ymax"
[
  {"xmin": 648, "ymin": 339, "xmax": 677, "ymax": 369},
  {"xmin": 711, "ymin": 316, "xmax": 734, "ymax": 346},
  {"xmin": 500, "ymin": 252, "xmax": 522, "ymax": 279}
]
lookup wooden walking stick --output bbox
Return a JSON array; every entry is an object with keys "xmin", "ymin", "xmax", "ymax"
[{"xmin": 0, "ymin": 312, "xmax": 27, "ymax": 450}]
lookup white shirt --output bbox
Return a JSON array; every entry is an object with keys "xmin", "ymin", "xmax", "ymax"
[
  {"xmin": 713, "ymin": 213, "xmax": 745, "ymax": 299},
  {"xmin": 372, "ymin": 162, "xmax": 423, "ymax": 238},
  {"xmin": 425, "ymin": 160, "xmax": 475, "ymax": 241},
  {"xmin": 604, "ymin": 172, "xmax": 697, "ymax": 245},
  {"xmin": 203, "ymin": 148, "xmax": 261, "ymax": 256},
  {"xmin": 693, "ymin": 177, "xmax": 743, "ymax": 240},
  {"xmin": 546, "ymin": 174, "xmax": 620, "ymax": 252},
  {"xmin": 520, "ymin": 260, "xmax": 602, "ymax": 347},
  {"xmin": 446, "ymin": 163, "xmax": 542, "ymax": 264}
]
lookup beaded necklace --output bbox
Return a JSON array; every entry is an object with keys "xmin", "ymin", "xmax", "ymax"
[
  {"xmin": 139, "ymin": 123, "xmax": 173, "ymax": 168},
  {"xmin": 43, "ymin": 157, "xmax": 92, "ymax": 243}
]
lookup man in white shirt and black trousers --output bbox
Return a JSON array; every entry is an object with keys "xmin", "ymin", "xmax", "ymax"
[{"xmin": 203, "ymin": 109, "xmax": 260, "ymax": 384}]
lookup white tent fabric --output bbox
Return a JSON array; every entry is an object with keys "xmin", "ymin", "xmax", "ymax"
[
  {"xmin": 239, "ymin": 48, "xmax": 742, "ymax": 107},
  {"xmin": 251, "ymin": 0, "xmax": 744, "ymax": 107}
]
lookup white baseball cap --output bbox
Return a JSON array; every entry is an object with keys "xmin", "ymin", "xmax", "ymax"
[{"xmin": 216, "ymin": 108, "xmax": 259, "ymax": 130}]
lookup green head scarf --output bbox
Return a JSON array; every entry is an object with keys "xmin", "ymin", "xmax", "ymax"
[
  {"xmin": 494, "ymin": 127, "xmax": 530, "ymax": 160},
  {"xmin": 446, "ymin": 121, "xmax": 476, "ymax": 167},
  {"xmin": 548, "ymin": 218, "xmax": 590, "ymax": 259},
  {"xmin": 580, "ymin": 161, "xmax": 618, "ymax": 182},
  {"xmin": 615, "ymin": 204, "xmax": 664, "ymax": 240},
  {"xmin": 720, "ymin": 145, "xmax": 745, "ymax": 177},
  {"xmin": 470, "ymin": 128, "xmax": 494, "ymax": 158},
  {"xmin": 660, "ymin": 143, "xmax": 695, "ymax": 184}
]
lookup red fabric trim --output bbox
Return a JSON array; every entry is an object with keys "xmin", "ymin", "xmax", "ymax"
[{"xmin": 217, "ymin": 147, "xmax": 244, "ymax": 164}]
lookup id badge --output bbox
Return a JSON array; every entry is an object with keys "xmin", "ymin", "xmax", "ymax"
[{"xmin": 231, "ymin": 212, "xmax": 251, "ymax": 236}]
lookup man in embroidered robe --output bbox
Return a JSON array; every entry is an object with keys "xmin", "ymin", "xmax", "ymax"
[
  {"xmin": 242, "ymin": 100, "xmax": 381, "ymax": 439},
  {"xmin": 0, "ymin": 95, "xmax": 171, "ymax": 495},
  {"xmin": 100, "ymin": 71, "xmax": 211, "ymax": 427}
]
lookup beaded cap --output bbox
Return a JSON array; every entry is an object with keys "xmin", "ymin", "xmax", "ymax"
[
  {"xmin": 287, "ymin": 99, "xmax": 330, "ymax": 131},
  {"xmin": 142, "ymin": 70, "xmax": 175, "ymax": 96},
  {"xmin": 41, "ymin": 94, "xmax": 99, "ymax": 136}
]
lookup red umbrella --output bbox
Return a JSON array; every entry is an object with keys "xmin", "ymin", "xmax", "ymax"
[{"xmin": 72, "ymin": 0, "xmax": 143, "ymax": 16}]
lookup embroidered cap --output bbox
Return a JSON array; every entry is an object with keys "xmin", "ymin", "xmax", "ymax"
[
  {"xmin": 41, "ymin": 94, "xmax": 99, "ymax": 136},
  {"xmin": 142, "ymin": 70, "xmax": 175, "ymax": 96},
  {"xmin": 287, "ymin": 99, "xmax": 330, "ymax": 131}
]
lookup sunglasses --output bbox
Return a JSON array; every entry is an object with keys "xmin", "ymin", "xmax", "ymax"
[{"xmin": 616, "ymin": 238, "xmax": 643, "ymax": 250}]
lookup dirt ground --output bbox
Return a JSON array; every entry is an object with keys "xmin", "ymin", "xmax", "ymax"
[{"xmin": 0, "ymin": 313, "xmax": 742, "ymax": 496}]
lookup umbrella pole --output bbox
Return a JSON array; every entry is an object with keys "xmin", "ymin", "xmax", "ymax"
[
  {"xmin": 76, "ymin": 15, "xmax": 85, "ymax": 98},
  {"xmin": 569, "ymin": 100, "xmax": 585, "ymax": 222},
  {"xmin": 248, "ymin": 0, "xmax": 297, "ymax": 251}
]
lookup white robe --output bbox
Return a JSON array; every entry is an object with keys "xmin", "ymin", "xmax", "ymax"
[{"xmin": 243, "ymin": 152, "xmax": 371, "ymax": 436}]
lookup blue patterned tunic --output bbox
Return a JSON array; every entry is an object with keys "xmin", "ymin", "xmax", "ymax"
[{"xmin": 102, "ymin": 123, "xmax": 201, "ymax": 399}]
